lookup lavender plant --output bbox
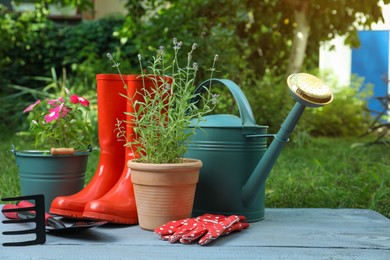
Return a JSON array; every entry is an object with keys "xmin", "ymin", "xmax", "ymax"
[{"xmin": 110, "ymin": 38, "xmax": 219, "ymax": 163}]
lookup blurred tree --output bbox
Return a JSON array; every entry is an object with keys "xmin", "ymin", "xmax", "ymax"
[
  {"xmin": 283, "ymin": 0, "xmax": 390, "ymax": 74},
  {"xmin": 121, "ymin": 0, "xmax": 389, "ymax": 76},
  {"xmin": 12, "ymin": 0, "xmax": 93, "ymax": 12},
  {"xmin": 116, "ymin": 0, "xmax": 388, "ymax": 132}
]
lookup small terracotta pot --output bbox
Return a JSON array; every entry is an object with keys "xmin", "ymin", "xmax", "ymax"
[{"xmin": 129, "ymin": 159, "xmax": 202, "ymax": 230}]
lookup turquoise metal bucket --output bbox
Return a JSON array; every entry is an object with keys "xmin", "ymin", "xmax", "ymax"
[{"xmin": 13, "ymin": 147, "xmax": 91, "ymax": 209}]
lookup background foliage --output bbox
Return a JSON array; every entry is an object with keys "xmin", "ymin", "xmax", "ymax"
[
  {"xmin": 0, "ymin": 0, "xmax": 388, "ymax": 138},
  {"xmin": 0, "ymin": 5, "xmax": 131, "ymax": 130},
  {"xmin": 0, "ymin": 0, "xmax": 388, "ymax": 218}
]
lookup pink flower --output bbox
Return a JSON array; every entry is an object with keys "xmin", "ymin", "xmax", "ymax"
[
  {"xmin": 23, "ymin": 100, "xmax": 41, "ymax": 113},
  {"xmin": 61, "ymin": 106, "xmax": 70, "ymax": 117},
  {"xmin": 70, "ymin": 95, "xmax": 78, "ymax": 104},
  {"xmin": 44, "ymin": 103, "xmax": 63, "ymax": 123},
  {"xmin": 70, "ymin": 95, "xmax": 90, "ymax": 107},
  {"xmin": 47, "ymin": 97, "xmax": 64, "ymax": 106},
  {"xmin": 44, "ymin": 109, "xmax": 59, "ymax": 123}
]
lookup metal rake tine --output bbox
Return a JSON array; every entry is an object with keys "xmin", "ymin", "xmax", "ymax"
[
  {"xmin": 2, "ymin": 206, "xmax": 36, "ymax": 214},
  {"xmin": 3, "ymin": 240, "xmax": 42, "ymax": 247},
  {"xmin": 2, "ymin": 218, "xmax": 36, "ymax": 224},
  {"xmin": 3, "ymin": 228, "xmax": 37, "ymax": 235},
  {"xmin": 1, "ymin": 194, "xmax": 46, "ymax": 246},
  {"xmin": 1, "ymin": 194, "xmax": 44, "ymax": 203}
]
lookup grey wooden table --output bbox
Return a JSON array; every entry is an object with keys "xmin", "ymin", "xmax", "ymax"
[{"xmin": 1, "ymin": 208, "xmax": 389, "ymax": 259}]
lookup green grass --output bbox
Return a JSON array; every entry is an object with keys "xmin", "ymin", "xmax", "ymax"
[
  {"xmin": 267, "ymin": 137, "xmax": 390, "ymax": 218},
  {"xmin": 1, "ymin": 132, "xmax": 389, "ymax": 218}
]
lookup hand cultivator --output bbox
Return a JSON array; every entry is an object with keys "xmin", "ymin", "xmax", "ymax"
[{"xmin": 1, "ymin": 195, "xmax": 106, "ymax": 246}]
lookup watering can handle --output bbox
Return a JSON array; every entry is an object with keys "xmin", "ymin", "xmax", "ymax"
[{"xmin": 193, "ymin": 78, "xmax": 257, "ymax": 126}]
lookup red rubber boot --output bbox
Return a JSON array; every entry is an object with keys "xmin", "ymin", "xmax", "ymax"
[
  {"xmin": 82, "ymin": 75, "xmax": 148, "ymax": 224},
  {"xmin": 50, "ymin": 74, "xmax": 127, "ymax": 218}
]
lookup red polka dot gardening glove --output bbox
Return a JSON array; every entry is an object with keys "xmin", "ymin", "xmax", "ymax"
[{"xmin": 154, "ymin": 214, "xmax": 249, "ymax": 245}]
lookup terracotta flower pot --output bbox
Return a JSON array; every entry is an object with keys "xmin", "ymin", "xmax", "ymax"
[{"xmin": 129, "ymin": 159, "xmax": 202, "ymax": 230}]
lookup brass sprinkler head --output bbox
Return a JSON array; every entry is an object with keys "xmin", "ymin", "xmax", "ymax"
[{"xmin": 287, "ymin": 73, "xmax": 333, "ymax": 108}]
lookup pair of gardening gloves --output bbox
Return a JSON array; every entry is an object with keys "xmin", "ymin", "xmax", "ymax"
[{"xmin": 154, "ymin": 214, "xmax": 249, "ymax": 246}]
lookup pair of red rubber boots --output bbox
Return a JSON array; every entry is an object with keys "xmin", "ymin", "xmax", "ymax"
[{"xmin": 50, "ymin": 74, "xmax": 145, "ymax": 224}]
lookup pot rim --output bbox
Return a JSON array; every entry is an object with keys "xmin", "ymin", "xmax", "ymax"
[
  {"xmin": 128, "ymin": 158, "xmax": 202, "ymax": 169},
  {"xmin": 14, "ymin": 150, "xmax": 90, "ymax": 157}
]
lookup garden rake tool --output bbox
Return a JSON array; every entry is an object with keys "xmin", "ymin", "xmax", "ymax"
[
  {"xmin": 2, "ymin": 198, "xmax": 107, "ymax": 236},
  {"xmin": 2, "ymin": 197, "xmax": 107, "ymax": 246},
  {"xmin": 1, "ymin": 194, "xmax": 46, "ymax": 246}
]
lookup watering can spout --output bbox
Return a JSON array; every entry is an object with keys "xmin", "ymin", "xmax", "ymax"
[{"xmin": 242, "ymin": 73, "xmax": 333, "ymax": 207}]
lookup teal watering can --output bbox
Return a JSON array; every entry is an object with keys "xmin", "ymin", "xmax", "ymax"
[{"xmin": 185, "ymin": 73, "xmax": 333, "ymax": 222}]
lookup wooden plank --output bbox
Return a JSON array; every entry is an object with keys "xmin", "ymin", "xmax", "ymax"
[
  {"xmin": 1, "ymin": 208, "xmax": 389, "ymax": 259},
  {"xmin": 1, "ymin": 245, "xmax": 390, "ymax": 259}
]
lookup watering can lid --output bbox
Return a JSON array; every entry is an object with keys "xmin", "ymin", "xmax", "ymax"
[{"xmin": 191, "ymin": 114, "xmax": 267, "ymax": 129}]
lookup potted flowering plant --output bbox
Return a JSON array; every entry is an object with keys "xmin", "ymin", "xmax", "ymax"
[
  {"xmin": 14, "ymin": 78, "xmax": 93, "ymax": 209},
  {"xmin": 23, "ymin": 88, "xmax": 93, "ymax": 150},
  {"xmin": 111, "ymin": 38, "xmax": 219, "ymax": 230}
]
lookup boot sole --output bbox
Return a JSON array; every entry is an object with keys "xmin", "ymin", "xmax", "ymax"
[
  {"xmin": 82, "ymin": 211, "xmax": 138, "ymax": 225},
  {"xmin": 50, "ymin": 207, "xmax": 85, "ymax": 219}
]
